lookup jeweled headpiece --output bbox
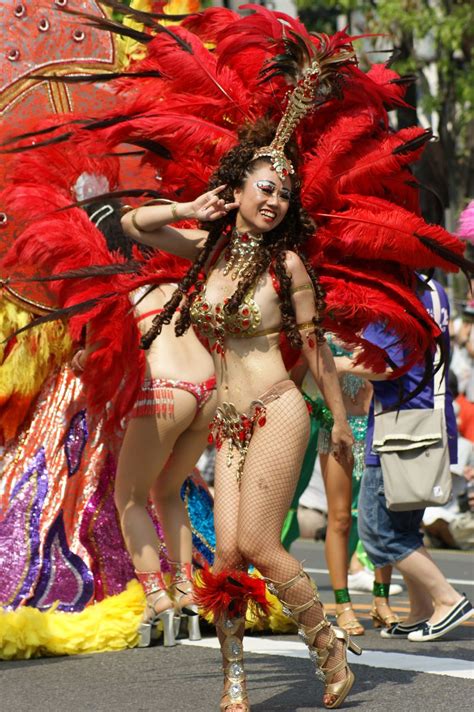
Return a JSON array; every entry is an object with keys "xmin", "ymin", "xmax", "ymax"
[{"xmin": 252, "ymin": 32, "xmax": 357, "ymax": 180}]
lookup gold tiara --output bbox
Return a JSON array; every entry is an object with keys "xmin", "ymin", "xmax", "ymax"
[{"xmin": 252, "ymin": 33, "xmax": 357, "ymax": 180}]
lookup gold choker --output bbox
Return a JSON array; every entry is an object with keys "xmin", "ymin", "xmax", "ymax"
[{"xmin": 223, "ymin": 228, "xmax": 264, "ymax": 281}]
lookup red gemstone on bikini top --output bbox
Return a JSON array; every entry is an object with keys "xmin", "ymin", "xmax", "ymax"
[{"xmin": 241, "ymin": 307, "xmax": 249, "ymax": 316}]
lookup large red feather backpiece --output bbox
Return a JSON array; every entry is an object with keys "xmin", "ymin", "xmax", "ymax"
[
  {"xmin": 1, "ymin": 133, "xmax": 190, "ymax": 430},
  {"xmin": 2, "ymin": 3, "xmax": 472, "ymax": 374}
]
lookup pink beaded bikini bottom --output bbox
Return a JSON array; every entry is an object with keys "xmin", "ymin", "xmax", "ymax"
[{"xmin": 129, "ymin": 376, "xmax": 216, "ymax": 419}]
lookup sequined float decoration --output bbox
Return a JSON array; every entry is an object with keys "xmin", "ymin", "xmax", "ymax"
[
  {"xmin": 79, "ymin": 453, "xmax": 134, "ymax": 601},
  {"xmin": 182, "ymin": 474, "xmax": 215, "ymax": 565},
  {"xmin": 28, "ymin": 512, "xmax": 94, "ymax": 612},
  {"xmin": 64, "ymin": 409, "xmax": 88, "ymax": 477},
  {"xmin": 208, "ymin": 401, "xmax": 267, "ymax": 486},
  {"xmin": 0, "ymin": 449, "xmax": 48, "ymax": 608}
]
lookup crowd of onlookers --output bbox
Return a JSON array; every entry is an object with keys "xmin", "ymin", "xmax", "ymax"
[{"xmin": 295, "ymin": 296, "xmax": 474, "ymax": 554}]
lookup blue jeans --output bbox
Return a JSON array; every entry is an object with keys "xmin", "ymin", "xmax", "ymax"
[{"xmin": 358, "ymin": 466, "xmax": 424, "ymax": 568}]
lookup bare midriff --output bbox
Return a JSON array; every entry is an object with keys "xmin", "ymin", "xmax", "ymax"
[
  {"xmin": 189, "ymin": 252, "xmax": 306, "ymax": 411},
  {"xmin": 212, "ymin": 332, "xmax": 290, "ymax": 412},
  {"xmin": 134, "ymin": 284, "xmax": 215, "ymax": 383}
]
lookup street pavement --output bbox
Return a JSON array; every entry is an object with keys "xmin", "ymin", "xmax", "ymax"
[{"xmin": 2, "ymin": 540, "xmax": 473, "ymax": 712}]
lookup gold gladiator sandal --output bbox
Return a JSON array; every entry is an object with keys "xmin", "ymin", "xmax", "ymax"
[
  {"xmin": 169, "ymin": 561, "xmax": 201, "ymax": 641},
  {"xmin": 135, "ymin": 570, "xmax": 176, "ymax": 647},
  {"xmin": 217, "ymin": 613, "xmax": 249, "ymax": 712},
  {"xmin": 266, "ymin": 568, "xmax": 362, "ymax": 710}
]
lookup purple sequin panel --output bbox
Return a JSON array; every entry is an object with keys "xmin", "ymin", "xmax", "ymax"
[
  {"xmin": 79, "ymin": 453, "xmax": 134, "ymax": 601},
  {"xmin": 28, "ymin": 512, "xmax": 94, "ymax": 612},
  {"xmin": 64, "ymin": 410, "xmax": 88, "ymax": 477},
  {"xmin": 0, "ymin": 449, "xmax": 48, "ymax": 608}
]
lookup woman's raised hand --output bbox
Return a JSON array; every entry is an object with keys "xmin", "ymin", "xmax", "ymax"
[{"xmin": 190, "ymin": 185, "xmax": 239, "ymax": 222}]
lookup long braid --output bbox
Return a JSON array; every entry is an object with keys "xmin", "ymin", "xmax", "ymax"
[
  {"xmin": 273, "ymin": 245, "xmax": 303, "ymax": 349},
  {"xmin": 140, "ymin": 224, "xmax": 224, "ymax": 349},
  {"xmin": 297, "ymin": 248, "xmax": 327, "ymax": 343}
]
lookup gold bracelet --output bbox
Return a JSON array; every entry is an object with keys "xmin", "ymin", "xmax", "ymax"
[
  {"xmin": 170, "ymin": 202, "xmax": 179, "ymax": 221},
  {"xmin": 130, "ymin": 208, "xmax": 158, "ymax": 234},
  {"xmin": 131, "ymin": 208, "xmax": 143, "ymax": 232}
]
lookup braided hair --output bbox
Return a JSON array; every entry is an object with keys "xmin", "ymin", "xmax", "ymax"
[{"xmin": 141, "ymin": 118, "xmax": 326, "ymax": 350}]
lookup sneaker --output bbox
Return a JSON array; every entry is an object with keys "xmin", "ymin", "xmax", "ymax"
[
  {"xmin": 407, "ymin": 596, "xmax": 473, "ymax": 642},
  {"xmin": 380, "ymin": 620, "xmax": 428, "ymax": 638},
  {"xmin": 347, "ymin": 569, "xmax": 373, "ymax": 594},
  {"xmin": 348, "ymin": 569, "xmax": 403, "ymax": 596}
]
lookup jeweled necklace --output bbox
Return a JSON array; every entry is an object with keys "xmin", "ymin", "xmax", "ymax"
[{"xmin": 223, "ymin": 227, "xmax": 264, "ymax": 280}]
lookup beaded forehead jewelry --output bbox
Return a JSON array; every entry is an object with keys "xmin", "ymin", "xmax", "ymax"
[{"xmin": 252, "ymin": 32, "xmax": 357, "ymax": 179}]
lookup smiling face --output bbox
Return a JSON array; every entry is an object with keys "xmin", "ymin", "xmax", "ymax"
[{"xmin": 233, "ymin": 162, "xmax": 292, "ymax": 234}]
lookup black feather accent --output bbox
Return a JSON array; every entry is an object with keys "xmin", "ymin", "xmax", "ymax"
[
  {"xmin": 59, "ymin": 6, "xmax": 193, "ymax": 52},
  {"xmin": 0, "ymin": 132, "xmax": 73, "ymax": 153},
  {"xmin": 129, "ymin": 138, "xmax": 172, "ymax": 159},
  {"xmin": 392, "ymin": 129, "xmax": 432, "ymax": 154},
  {"xmin": 416, "ymin": 234, "xmax": 474, "ymax": 282},
  {"xmin": 29, "ymin": 70, "xmax": 164, "ymax": 83},
  {"xmin": 101, "ymin": 150, "xmax": 146, "ymax": 157},
  {"xmin": 0, "ymin": 123, "xmax": 84, "ymax": 147},
  {"xmin": 8, "ymin": 262, "xmax": 141, "ymax": 284},
  {"xmin": 389, "ymin": 75, "xmax": 417, "ymax": 85},
  {"xmin": 97, "ymin": 0, "xmax": 192, "ymax": 23},
  {"xmin": 2, "ymin": 292, "xmax": 120, "ymax": 342},
  {"xmin": 55, "ymin": 188, "xmax": 164, "ymax": 212}
]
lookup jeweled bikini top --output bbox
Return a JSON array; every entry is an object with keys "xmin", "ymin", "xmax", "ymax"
[
  {"xmin": 190, "ymin": 269, "xmax": 315, "ymax": 359},
  {"xmin": 190, "ymin": 284, "xmax": 262, "ymax": 346}
]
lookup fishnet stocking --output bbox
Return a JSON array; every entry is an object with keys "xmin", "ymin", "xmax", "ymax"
[
  {"xmin": 213, "ymin": 447, "xmax": 247, "ymax": 711},
  {"xmin": 238, "ymin": 387, "xmax": 347, "ymax": 693},
  {"xmin": 212, "ymin": 384, "xmax": 348, "ymax": 706}
]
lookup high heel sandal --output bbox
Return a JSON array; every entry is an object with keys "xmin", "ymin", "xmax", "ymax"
[
  {"xmin": 135, "ymin": 570, "xmax": 176, "ymax": 647},
  {"xmin": 266, "ymin": 568, "xmax": 362, "ymax": 710},
  {"xmin": 169, "ymin": 561, "xmax": 201, "ymax": 641},
  {"xmin": 336, "ymin": 606, "xmax": 365, "ymax": 636},
  {"xmin": 371, "ymin": 582, "xmax": 400, "ymax": 629},
  {"xmin": 217, "ymin": 613, "xmax": 249, "ymax": 712},
  {"xmin": 371, "ymin": 603, "xmax": 400, "ymax": 629}
]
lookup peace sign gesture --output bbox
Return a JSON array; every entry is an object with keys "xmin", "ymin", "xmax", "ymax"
[{"xmin": 190, "ymin": 185, "xmax": 239, "ymax": 222}]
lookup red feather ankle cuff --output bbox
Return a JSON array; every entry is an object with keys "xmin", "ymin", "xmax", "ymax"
[{"xmin": 194, "ymin": 567, "xmax": 270, "ymax": 620}]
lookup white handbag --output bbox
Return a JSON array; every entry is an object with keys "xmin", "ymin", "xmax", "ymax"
[{"xmin": 372, "ymin": 284, "xmax": 452, "ymax": 511}]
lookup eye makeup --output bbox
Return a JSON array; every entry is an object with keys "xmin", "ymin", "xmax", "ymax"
[{"xmin": 253, "ymin": 180, "xmax": 292, "ymax": 201}]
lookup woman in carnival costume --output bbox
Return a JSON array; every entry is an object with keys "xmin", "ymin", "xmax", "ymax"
[
  {"xmin": 0, "ymin": 131, "xmax": 215, "ymax": 656},
  {"xmin": 103, "ymin": 7, "xmax": 469, "ymax": 710},
  {"xmin": 4, "ymin": 5, "xmax": 472, "ymax": 707}
]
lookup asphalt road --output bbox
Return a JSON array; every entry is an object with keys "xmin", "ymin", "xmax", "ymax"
[{"xmin": 2, "ymin": 541, "xmax": 473, "ymax": 712}]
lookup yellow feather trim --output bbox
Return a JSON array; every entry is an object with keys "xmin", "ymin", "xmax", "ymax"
[
  {"xmin": 0, "ymin": 298, "xmax": 72, "ymax": 441},
  {"xmin": 118, "ymin": 0, "xmax": 200, "ymax": 68},
  {"xmin": 0, "ymin": 581, "xmax": 145, "ymax": 660}
]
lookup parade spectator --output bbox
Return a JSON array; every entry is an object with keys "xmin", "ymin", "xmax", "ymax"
[{"xmin": 336, "ymin": 278, "xmax": 473, "ymax": 641}]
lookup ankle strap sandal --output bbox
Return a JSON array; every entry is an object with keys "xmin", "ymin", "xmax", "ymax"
[
  {"xmin": 169, "ymin": 561, "xmax": 199, "ymax": 615},
  {"xmin": 135, "ymin": 570, "xmax": 176, "ymax": 648}
]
